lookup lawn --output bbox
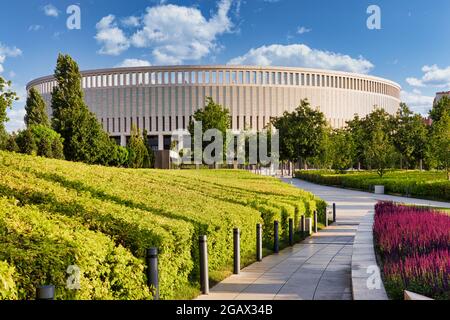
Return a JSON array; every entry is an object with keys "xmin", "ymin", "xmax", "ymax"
[
  {"xmin": 0, "ymin": 151, "xmax": 326, "ymax": 300},
  {"xmin": 295, "ymin": 170, "xmax": 450, "ymax": 202}
]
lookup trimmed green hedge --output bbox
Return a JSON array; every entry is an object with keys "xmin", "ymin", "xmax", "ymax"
[
  {"xmin": 0, "ymin": 151, "xmax": 326, "ymax": 299},
  {"xmin": 0, "ymin": 260, "xmax": 17, "ymax": 300},
  {"xmin": 0, "ymin": 198, "xmax": 150, "ymax": 300},
  {"xmin": 295, "ymin": 170, "xmax": 450, "ymax": 202}
]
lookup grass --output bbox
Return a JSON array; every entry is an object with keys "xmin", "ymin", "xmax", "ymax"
[
  {"xmin": 0, "ymin": 151, "xmax": 325, "ymax": 300},
  {"xmin": 295, "ymin": 170, "xmax": 450, "ymax": 202}
]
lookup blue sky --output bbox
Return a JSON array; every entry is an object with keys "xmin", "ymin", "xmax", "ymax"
[{"xmin": 1, "ymin": 0, "xmax": 450, "ymax": 132}]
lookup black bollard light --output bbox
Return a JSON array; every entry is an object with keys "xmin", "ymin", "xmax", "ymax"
[
  {"xmin": 314, "ymin": 211, "xmax": 318, "ymax": 233},
  {"xmin": 36, "ymin": 285, "xmax": 55, "ymax": 300},
  {"xmin": 301, "ymin": 215, "xmax": 305, "ymax": 234},
  {"xmin": 289, "ymin": 218, "xmax": 294, "ymax": 246},
  {"xmin": 256, "ymin": 224, "xmax": 262, "ymax": 262},
  {"xmin": 233, "ymin": 228, "xmax": 240, "ymax": 275},
  {"xmin": 333, "ymin": 203, "xmax": 337, "ymax": 223},
  {"xmin": 199, "ymin": 236, "xmax": 209, "ymax": 295},
  {"xmin": 146, "ymin": 248, "xmax": 159, "ymax": 300},
  {"xmin": 274, "ymin": 221, "xmax": 279, "ymax": 253}
]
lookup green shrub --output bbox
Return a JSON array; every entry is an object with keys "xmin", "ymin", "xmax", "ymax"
[
  {"xmin": 0, "ymin": 260, "xmax": 17, "ymax": 300},
  {"xmin": 0, "ymin": 197, "xmax": 150, "ymax": 300},
  {"xmin": 0, "ymin": 151, "xmax": 326, "ymax": 299},
  {"xmin": 296, "ymin": 170, "xmax": 449, "ymax": 202}
]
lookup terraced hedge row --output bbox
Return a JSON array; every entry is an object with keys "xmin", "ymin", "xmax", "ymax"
[
  {"xmin": 295, "ymin": 170, "xmax": 450, "ymax": 202},
  {"xmin": 0, "ymin": 151, "xmax": 326, "ymax": 299}
]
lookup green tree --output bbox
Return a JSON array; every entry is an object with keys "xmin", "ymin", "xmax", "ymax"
[
  {"xmin": 346, "ymin": 115, "xmax": 366, "ymax": 170},
  {"xmin": 31, "ymin": 125, "xmax": 65, "ymax": 159},
  {"xmin": 426, "ymin": 112, "xmax": 450, "ymax": 180},
  {"xmin": 51, "ymin": 53, "xmax": 116, "ymax": 165},
  {"xmin": 393, "ymin": 103, "xmax": 428, "ymax": 169},
  {"xmin": 0, "ymin": 76, "xmax": 18, "ymax": 149},
  {"xmin": 16, "ymin": 128, "xmax": 37, "ymax": 155},
  {"xmin": 127, "ymin": 125, "xmax": 150, "ymax": 169},
  {"xmin": 142, "ymin": 129, "xmax": 154, "ymax": 168},
  {"xmin": 330, "ymin": 129, "xmax": 355, "ymax": 173},
  {"xmin": 189, "ymin": 97, "xmax": 231, "ymax": 136},
  {"xmin": 272, "ymin": 99, "xmax": 327, "ymax": 169},
  {"xmin": 24, "ymin": 87, "xmax": 50, "ymax": 127},
  {"xmin": 5, "ymin": 132, "xmax": 19, "ymax": 152},
  {"xmin": 364, "ymin": 114, "xmax": 395, "ymax": 177},
  {"xmin": 188, "ymin": 97, "xmax": 230, "ymax": 164},
  {"xmin": 430, "ymin": 96, "xmax": 450, "ymax": 123}
]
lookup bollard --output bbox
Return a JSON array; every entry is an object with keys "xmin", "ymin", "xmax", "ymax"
[
  {"xmin": 274, "ymin": 221, "xmax": 279, "ymax": 253},
  {"xmin": 301, "ymin": 215, "xmax": 305, "ymax": 234},
  {"xmin": 256, "ymin": 224, "xmax": 262, "ymax": 262},
  {"xmin": 199, "ymin": 236, "xmax": 209, "ymax": 295},
  {"xmin": 233, "ymin": 228, "xmax": 240, "ymax": 275},
  {"xmin": 36, "ymin": 285, "xmax": 55, "ymax": 300},
  {"xmin": 305, "ymin": 217, "xmax": 313, "ymax": 236},
  {"xmin": 146, "ymin": 248, "xmax": 159, "ymax": 300},
  {"xmin": 314, "ymin": 211, "xmax": 318, "ymax": 233},
  {"xmin": 325, "ymin": 211, "xmax": 329, "ymax": 227},
  {"xmin": 333, "ymin": 203, "xmax": 336, "ymax": 223},
  {"xmin": 289, "ymin": 218, "xmax": 294, "ymax": 246}
]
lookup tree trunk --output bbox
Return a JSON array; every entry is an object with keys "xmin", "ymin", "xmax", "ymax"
[
  {"xmin": 358, "ymin": 162, "xmax": 361, "ymax": 171},
  {"xmin": 420, "ymin": 159, "xmax": 423, "ymax": 171}
]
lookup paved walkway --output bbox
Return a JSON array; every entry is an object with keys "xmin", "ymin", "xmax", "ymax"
[{"xmin": 196, "ymin": 178, "xmax": 450, "ymax": 300}]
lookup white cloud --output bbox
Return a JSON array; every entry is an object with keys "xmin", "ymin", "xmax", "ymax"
[
  {"xmin": 28, "ymin": 25, "xmax": 43, "ymax": 32},
  {"xmin": 406, "ymin": 65, "xmax": 450, "ymax": 88},
  {"xmin": 94, "ymin": 0, "xmax": 234, "ymax": 64},
  {"xmin": 5, "ymin": 107, "xmax": 26, "ymax": 133},
  {"xmin": 130, "ymin": 0, "xmax": 234, "ymax": 64},
  {"xmin": 227, "ymin": 44, "xmax": 374, "ymax": 74},
  {"xmin": 297, "ymin": 26, "xmax": 312, "ymax": 34},
  {"xmin": 115, "ymin": 58, "xmax": 151, "ymax": 68},
  {"xmin": 121, "ymin": 16, "xmax": 141, "ymax": 28},
  {"xmin": 95, "ymin": 15, "xmax": 130, "ymax": 56},
  {"xmin": 401, "ymin": 89, "xmax": 434, "ymax": 115},
  {"xmin": 43, "ymin": 4, "xmax": 59, "ymax": 17},
  {"xmin": 0, "ymin": 43, "xmax": 22, "ymax": 74}
]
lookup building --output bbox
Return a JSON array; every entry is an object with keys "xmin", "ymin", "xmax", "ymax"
[
  {"xmin": 434, "ymin": 91, "xmax": 450, "ymax": 104},
  {"xmin": 26, "ymin": 65, "xmax": 401, "ymax": 150}
]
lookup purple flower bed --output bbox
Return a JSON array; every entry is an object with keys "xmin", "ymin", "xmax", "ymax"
[{"xmin": 374, "ymin": 202, "xmax": 450, "ymax": 300}]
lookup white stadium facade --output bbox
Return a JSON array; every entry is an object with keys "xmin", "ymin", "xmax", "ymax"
[{"xmin": 27, "ymin": 65, "xmax": 401, "ymax": 151}]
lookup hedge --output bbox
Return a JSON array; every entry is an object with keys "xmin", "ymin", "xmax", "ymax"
[
  {"xmin": 0, "ymin": 198, "xmax": 150, "ymax": 300},
  {"xmin": 0, "ymin": 151, "xmax": 326, "ymax": 299},
  {"xmin": 295, "ymin": 170, "xmax": 450, "ymax": 202},
  {"xmin": 0, "ymin": 260, "xmax": 17, "ymax": 300}
]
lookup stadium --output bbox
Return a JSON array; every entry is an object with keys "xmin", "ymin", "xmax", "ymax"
[{"xmin": 26, "ymin": 65, "xmax": 401, "ymax": 151}]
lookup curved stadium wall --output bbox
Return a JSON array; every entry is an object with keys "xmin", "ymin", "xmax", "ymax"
[{"xmin": 26, "ymin": 65, "xmax": 401, "ymax": 150}]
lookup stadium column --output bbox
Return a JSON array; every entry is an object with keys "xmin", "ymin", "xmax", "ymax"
[{"xmin": 158, "ymin": 135, "xmax": 164, "ymax": 151}]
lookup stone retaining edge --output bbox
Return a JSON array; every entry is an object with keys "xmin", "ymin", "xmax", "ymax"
[{"xmin": 351, "ymin": 211, "xmax": 389, "ymax": 300}]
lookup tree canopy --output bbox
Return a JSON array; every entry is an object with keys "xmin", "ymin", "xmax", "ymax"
[
  {"xmin": 25, "ymin": 87, "xmax": 50, "ymax": 127},
  {"xmin": 272, "ymin": 99, "xmax": 327, "ymax": 167},
  {"xmin": 51, "ymin": 53, "xmax": 118, "ymax": 165}
]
